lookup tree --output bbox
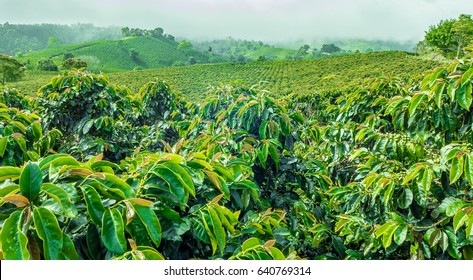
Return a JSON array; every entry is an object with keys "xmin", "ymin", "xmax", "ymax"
[
  {"xmin": 47, "ymin": 36, "xmax": 62, "ymax": 48},
  {"xmin": 452, "ymin": 14, "xmax": 473, "ymax": 57},
  {"xmin": 177, "ymin": 40, "xmax": 193, "ymax": 51},
  {"xmin": 62, "ymin": 58, "xmax": 87, "ymax": 70},
  {"xmin": 424, "ymin": 14, "xmax": 473, "ymax": 58},
  {"xmin": 128, "ymin": 48, "xmax": 139, "ymax": 61},
  {"xmin": 320, "ymin": 43, "xmax": 342, "ymax": 53},
  {"xmin": 0, "ymin": 54, "xmax": 25, "ymax": 85},
  {"xmin": 37, "ymin": 58, "xmax": 58, "ymax": 71},
  {"xmin": 151, "ymin": 27, "xmax": 164, "ymax": 38}
]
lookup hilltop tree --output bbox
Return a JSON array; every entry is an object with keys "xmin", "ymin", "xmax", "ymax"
[
  {"xmin": 321, "ymin": 43, "xmax": 342, "ymax": 53},
  {"xmin": 0, "ymin": 54, "xmax": 25, "ymax": 85},
  {"xmin": 177, "ymin": 40, "xmax": 193, "ymax": 51}
]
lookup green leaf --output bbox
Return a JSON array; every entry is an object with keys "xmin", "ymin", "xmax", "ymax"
[
  {"xmin": 466, "ymin": 215, "xmax": 473, "ymax": 237},
  {"xmin": 456, "ymin": 83, "xmax": 472, "ymax": 110},
  {"xmin": 259, "ymin": 120, "xmax": 268, "ymax": 139},
  {"xmin": 408, "ymin": 93, "xmax": 425, "ymax": 116},
  {"xmin": 81, "ymin": 185, "xmax": 105, "ymax": 225},
  {"xmin": 42, "ymin": 183, "xmax": 77, "ymax": 218},
  {"xmin": 201, "ymin": 211, "xmax": 218, "ymax": 255},
  {"xmin": 136, "ymin": 246, "xmax": 165, "ymax": 260},
  {"xmin": 453, "ymin": 210, "xmax": 469, "ymax": 233},
  {"xmin": 33, "ymin": 207, "xmax": 63, "ymax": 260},
  {"xmin": 382, "ymin": 224, "xmax": 399, "ymax": 249},
  {"xmin": 0, "ymin": 137, "xmax": 7, "ymax": 157},
  {"xmin": 100, "ymin": 173, "xmax": 135, "ymax": 199},
  {"xmin": 268, "ymin": 247, "xmax": 285, "ymax": 260},
  {"xmin": 151, "ymin": 163, "xmax": 191, "ymax": 203},
  {"xmin": 59, "ymin": 233, "xmax": 79, "ymax": 260},
  {"xmin": 398, "ymin": 188, "xmax": 413, "ymax": 209},
  {"xmin": 394, "ymin": 225, "xmax": 408, "ymax": 246},
  {"xmin": 0, "ymin": 166, "xmax": 21, "ymax": 182},
  {"xmin": 241, "ymin": 237, "xmax": 262, "ymax": 252},
  {"xmin": 101, "ymin": 208, "xmax": 127, "ymax": 254},
  {"xmin": 207, "ymin": 206, "xmax": 226, "ymax": 255},
  {"xmin": 464, "ymin": 154, "xmax": 473, "ymax": 185},
  {"xmin": 268, "ymin": 144, "xmax": 280, "ymax": 171},
  {"xmin": 0, "ymin": 210, "xmax": 29, "ymax": 260},
  {"xmin": 20, "ymin": 162, "xmax": 43, "ymax": 201},
  {"xmin": 461, "ymin": 67, "xmax": 473, "ymax": 86},
  {"xmin": 449, "ymin": 155, "xmax": 464, "ymax": 184},
  {"xmin": 130, "ymin": 202, "xmax": 162, "ymax": 248},
  {"xmin": 82, "ymin": 119, "xmax": 94, "ymax": 134}
]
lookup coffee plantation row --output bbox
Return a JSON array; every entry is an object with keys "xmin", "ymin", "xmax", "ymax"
[
  {"xmin": 0, "ymin": 48, "xmax": 472, "ymax": 260},
  {"xmin": 14, "ymin": 51, "xmax": 439, "ymax": 102}
]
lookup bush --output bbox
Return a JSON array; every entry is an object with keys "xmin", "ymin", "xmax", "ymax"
[
  {"xmin": 62, "ymin": 58, "xmax": 87, "ymax": 70},
  {"xmin": 37, "ymin": 58, "xmax": 58, "ymax": 71}
]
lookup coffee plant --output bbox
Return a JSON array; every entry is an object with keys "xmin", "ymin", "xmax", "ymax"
[{"xmin": 0, "ymin": 46, "xmax": 472, "ymax": 260}]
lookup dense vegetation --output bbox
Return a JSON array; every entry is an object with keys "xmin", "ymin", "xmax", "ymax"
[
  {"xmin": 1, "ymin": 44, "xmax": 472, "ymax": 259},
  {"xmin": 0, "ymin": 23, "xmax": 121, "ymax": 56},
  {"xmin": 19, "ymin": 36, "xmax": 225, "ymax": 72},
  {"xmin": 12, "ymin": 51, "xmax": 440, "ymax": 101}
]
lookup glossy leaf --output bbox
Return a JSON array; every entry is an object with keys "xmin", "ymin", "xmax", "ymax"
[
  {"xmin": 0, "ymin": 210, "xmax": 29, "ymax": 260},
  {"xmin": 101, "ymin": 208, "xmax": 127, "ymax": 254},
  {"xmin": 19, "ymin": 162, "xmax": 42, "ymax": 201},
  {"xmin": 33, "ymin": 207, "xmax": 63, "ymax": 260}
]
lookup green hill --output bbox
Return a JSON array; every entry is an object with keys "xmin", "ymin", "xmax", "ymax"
[
  {"xmin": 20, "ymin": 36, "xmax": 224, "ymax": 71},
  {"xmin": 245, "ymin": 47, "xmax": 297, "ymax": 61},
  {"xmin": 13, "ymin": 51, "xmax": 440, "ymax": 101}
]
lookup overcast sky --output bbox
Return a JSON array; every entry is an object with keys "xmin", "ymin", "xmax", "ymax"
[{"xmin": 1, "ymin": 0, "xmax": 472, "ymax": 42}]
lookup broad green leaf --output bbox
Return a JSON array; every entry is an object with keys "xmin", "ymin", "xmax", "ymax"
[
  {"xmin": 0, "ymin": 166, "xmax": 21, "ymax": 182},
  {"xmin": 0, "ymin": 183, "xmax": 19, "ymax": 197},
  {"xmin": 136, "ymin": 246, "xmax": 165, "ymax": 260},
  {"xmin": 449, "ymin": 156, "xmax": 463, "ymax": 184},
  {"xmin": 100, "ymin": 173, "xmax": 135, "ymax": 199},
  {"xmin": 42, "ymin": 183, "xmax": 77, "ymax": 218},
  {"xmin": 20, "ymin": 162, "xmax": 42, "ymax": 201},
  {"xmin": 33, "ymin": 207, "xmax": 63, "ymax": 260},
  {"xmin": 241, "ymin": 237, "xmax": 262, "ymax": 252},
  {"xmin": 152, "ymin": 164, "xmax": 190, "ymax": 203},
  {"xmin": 453, "ymin": 210, "xmax": 469, "ymax": 233},
  {"xmin": 466, "ymin": 215, "xmax": 473, "ymax": 237},
  {"xmin": 382, "ymin": 224, "xmax": 399, "ymax": 249},
  {"xmin": 394, "ymin": 225, "xmax": 408, "ymax": 246},
  {"xmin": 259, "ymin": 120, "xmax": 268, "ymax": 139},
  {"xmin": 0, "ymin": 210, "xmax": 29, "ymax": 260},
  {"xmin": 101, "ymin": 208, "xmax": 127, "ymax": 254},
  {"xmin": 456, "ymin": 83, "xmax": 472, "ymax": 110},
  {"xmin": 81, "ymin": 185, "xmax": 105, "ymax": 225},
  {"xmin": 268, "ymin": 144, "xmax": 280, "ymax": 171},
  {"xmin": 201, "ymin": 211, "xmax": 218, "ymax": 255},
  {"xmin": 59, "ymin": 233, "xmax": 79, "ymax": 260},
  {"xmin": 408, "ymin": 93, "xmax": 425, "ymax": 116},
  {"xmin": 268, "ymin": 247, "xmax": 285, "ymax": 260},
  {"xmin": 461, "ymin": 67, "xmax": 473, "ymax": 86},
  {"xmin": 0, "ymin": 137, "xmax": 7, "ymax": 157},
  {"xmin": 130, "ymin": 202, "xmax": 162, "ymax": 248},
  {"xmin": 464, "ymin": 154, "xmax": 473, "ymax": 185},
  {"xmin": 39, "ymin": 154, "xmax": 80, "ymax": 170},
  {"xmin": 207, "ymin": 206, "xmax": 226, "ymax": 255},
  {"xmin": 398, "ymin": 188, "xmax": 413, "ymax": 209}
]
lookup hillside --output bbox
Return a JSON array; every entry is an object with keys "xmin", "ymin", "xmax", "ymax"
[
  {"xmin": 12, "ymin": 51, "xmax": 440, "ymax": 101},
  {"xmin": 20, "ymin": 36, "xmax": 225, "ymax": 71}
]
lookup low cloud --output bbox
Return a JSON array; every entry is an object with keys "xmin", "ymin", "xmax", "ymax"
[{"xmin": 1, "ymin": 0, "xmax": 472, "ymax": 42}]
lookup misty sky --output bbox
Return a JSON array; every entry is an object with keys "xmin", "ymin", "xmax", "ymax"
[{"xmin": 1, "ymin": 0, "xmax": 472, "ymax": 42}]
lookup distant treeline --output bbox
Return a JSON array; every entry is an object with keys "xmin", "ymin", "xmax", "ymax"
[{"xmin": 0, "ymin": 23, "xmax": 121, "ymax": 55}]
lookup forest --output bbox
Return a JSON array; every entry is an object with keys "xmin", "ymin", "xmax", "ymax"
[{"xmin": 0, "ymin": 14, "xmax": 472, "ymax": 260}]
